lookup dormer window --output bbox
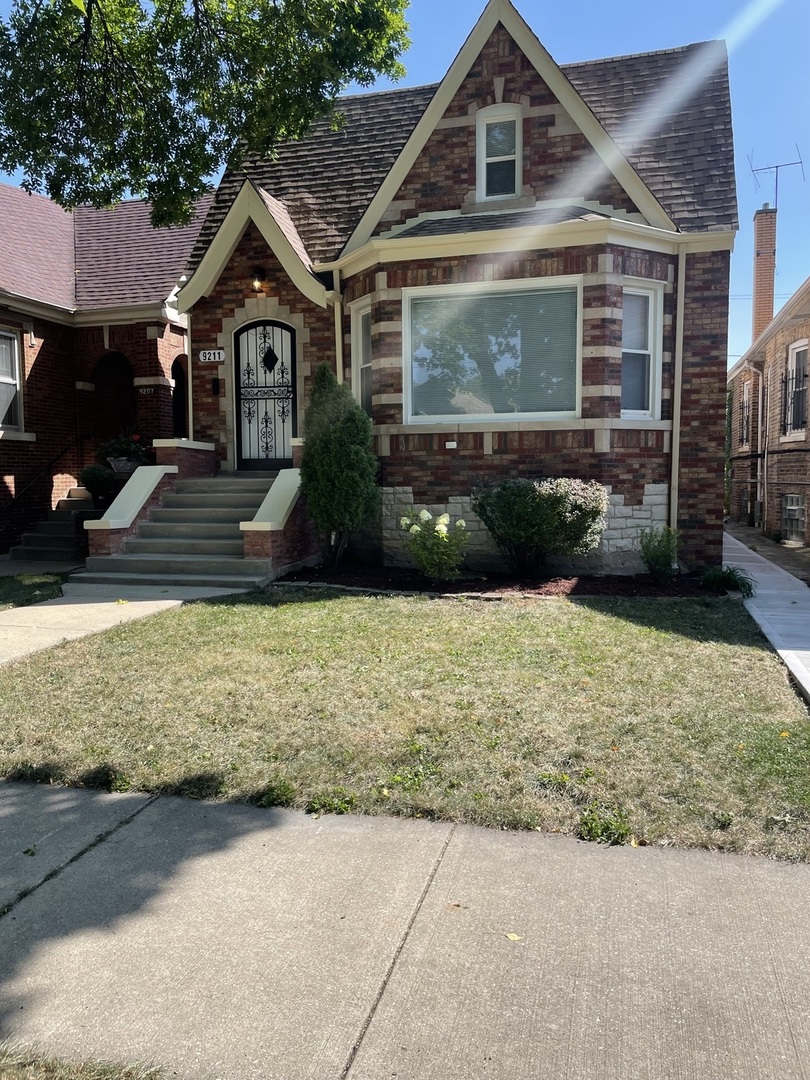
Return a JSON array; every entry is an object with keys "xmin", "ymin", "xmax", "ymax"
[{"xmin": 476, "ymin": 104, "xmax": 522, "ymax": 202}]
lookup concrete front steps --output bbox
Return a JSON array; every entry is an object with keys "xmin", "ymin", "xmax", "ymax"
[
  {"xmin": 9, "ymin": 488, "xmax": 102, "ymax": 562},
  {"xmin": 67, "ymin": 476, "xmax": 277, "ymax": 590}
]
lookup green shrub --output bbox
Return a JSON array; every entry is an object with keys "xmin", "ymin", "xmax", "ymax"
[
  {"xmin": 638, "ymin": 525, "xmax": 679, "ymax": 582},
  {"xmin": 78, "ymin": 464, "xmax": 118, "ymax": 498},
  {"xmin": 400, "ymin": 508, "xmax": 469, "ymax": 581},
  {"xmin": 700, "ymin": 564, "xmax": 756, "ymax": 598},
  {"xmin": 300, "ymin": 364, "xmax": 379, "ymax": 569},
  {"xmin": 471, "ymin": 477, "xmax": 609, "ymax": 578},
  {"xmin": 577, "ymin": 801, "xmax": 631, "ymax": 845}
]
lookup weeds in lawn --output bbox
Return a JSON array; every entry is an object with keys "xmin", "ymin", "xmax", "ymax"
[
  {"xmin": 0, "ymin": 1042, "xmax": 162, "ymax": 1080},
  {"xmin": 577, "ymin": 802, "xmax": 632, "ymax": 845}
]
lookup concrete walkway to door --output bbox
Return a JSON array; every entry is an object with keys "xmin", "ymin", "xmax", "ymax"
[{"xmin": 724, "ymin": 531, "xmax": 810, "ymax": 703}]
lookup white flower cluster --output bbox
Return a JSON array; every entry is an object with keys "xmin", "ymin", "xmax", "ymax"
[{"xmin": 401, "ymin": 509, "xmax": 467, "ymax": 537}]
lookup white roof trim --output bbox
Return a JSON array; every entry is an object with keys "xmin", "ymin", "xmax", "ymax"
[
  {"xmin": 177, "ymin": 181, "xmax": 330, "ymax": 312},
  {"xmin": 343, "ymin": 0, "xmax": 675, "ymax": 256},
  {"xmin": 733, "ymin": 275, "xmax": 810, "ymax": 375}
]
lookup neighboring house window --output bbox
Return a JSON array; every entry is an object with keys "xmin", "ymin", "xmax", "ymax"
[
  {"xmin": 351, "ymin": 300, "xmax": 373, "ymax": 418},
  {"xmin": 782, "ymin": 340, "xmax": 807, "ymax": 435},
  {"xmin": 404, "ymin": 278, "xmax": 581, "ymax": 423},
  {"xmin": 0, "ymin": 328, "xmax": 21, "ymax": 429},
  {"xmin": 621, "ymin": 284, "xmax": 663, "ymax": 418},
  {"xmin": 476, "ymin": 105, "xmax": 522, "ymax": 201},
  {"xmin": 741, "ymin": 380, "xmax": 752, "ymax": 445}
]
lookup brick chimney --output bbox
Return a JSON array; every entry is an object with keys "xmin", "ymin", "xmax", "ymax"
[{"xmin": 752, "ymin": 203, "xmax": 777, "ymax": 341}]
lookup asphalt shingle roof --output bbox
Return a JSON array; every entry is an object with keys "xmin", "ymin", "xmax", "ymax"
[
  {"xmin": 0, "ymin": 185, "xmax": 75, "ymax": 310},
  {"xmin": 396, "ymin": 206, "xmax": 606, "ymax": 237},
  {"xmin": 0, "ymin": 183, "xmax": 212, "ymax": 312},
  {"xmin": 192, "ymin": 39, "xmax": 737, "ymax": 268},
  {"xmin": 73, "ymin": 196, "xmax": 213, "ymax": 310}
]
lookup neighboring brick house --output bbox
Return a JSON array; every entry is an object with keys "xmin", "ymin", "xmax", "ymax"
[
  {"xmin": 728, "ymin": 204, "xmax": 809, "ymax": 543},
  {"xmin": 0, "ymin": 186, "xmax": 210, "ymax": 550},
  {"xmin": 3, "ymin": 0, "xmax": 738, "ymax": 573}
]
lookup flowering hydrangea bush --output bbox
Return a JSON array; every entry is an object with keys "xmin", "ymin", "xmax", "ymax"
[{"xmin": 400, "ymin": 508, "xmax": 469, "ymax": 582}]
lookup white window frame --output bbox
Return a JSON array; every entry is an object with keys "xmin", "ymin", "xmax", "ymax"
[
  {"xmin": 350, "ymin": 297, "xmax": 373, "ymax": 419},
  {"xmin": 620, "ymin": 279, "xmax": 665, "ymax": 420},
  {"xmin": 402, "ymin": 276, "xmax": 583, "ymax": 426},
  {"xmin": 740, "ymin": 379, "xmax": 751, "ymax": 446},
  {"xmin": 476, "ymin": 103, "xmax": 523, "ymax": 203},
  {"xmin": 0, "ymin": 326, "xmax": 22, "ymax": 431},
  {"xmin": 784, "ymin": 338, "xmax": 808, "ymax": 437}
]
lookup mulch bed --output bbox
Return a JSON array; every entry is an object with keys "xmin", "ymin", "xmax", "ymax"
[{"xmin": 278, "ymin": 560, "xmax": 708, "ymax": 598}]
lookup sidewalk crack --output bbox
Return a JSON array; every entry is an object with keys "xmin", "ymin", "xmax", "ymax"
[
  {"xmin": 339, "ymin": 822, "xmax": 457, "ymax": 1080},
  {"xmin": 0, "ymin": 792, "xmax": 161, "ymax": 920}
]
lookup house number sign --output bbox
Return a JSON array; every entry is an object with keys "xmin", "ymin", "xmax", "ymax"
[{"xmin": 199, "ymin": 349, "xmax": 225, "ymax": 363}]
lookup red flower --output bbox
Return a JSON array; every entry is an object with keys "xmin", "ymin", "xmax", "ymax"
[{"xmin": 131, "ymin": 434, "xmax": 140, "ymax": 442}]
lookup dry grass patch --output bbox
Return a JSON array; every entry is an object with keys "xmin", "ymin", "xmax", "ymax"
[
  {"xmin": 0, "ymin": 588, "xmax": 807, "ymax": 858},
  {"xmin": 0, "ymin": 1044, "xmax": 161, "ymax": 1080}
]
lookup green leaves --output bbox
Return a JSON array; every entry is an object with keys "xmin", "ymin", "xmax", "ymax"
[{"xmin": 0, "ymin": 0, "xmax": 409, "ymax": 225}]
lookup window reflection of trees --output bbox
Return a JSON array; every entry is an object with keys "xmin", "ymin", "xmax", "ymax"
[{"xmin": 411, "ymin": 289, "xmax": 576, "ymax": 417}]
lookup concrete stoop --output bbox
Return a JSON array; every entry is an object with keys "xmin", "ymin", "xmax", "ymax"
[
  {"xmin": 67, "ymin": 476, "xmax": 277, "ymax": 590},
  {"xmin": 9, "ymin": 488, "xmax": 103, "ymax": 562}
]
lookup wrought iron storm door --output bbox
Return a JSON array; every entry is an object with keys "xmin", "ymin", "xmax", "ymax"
[{"xmin": 235, "ymin": 321, "xmax": 296, "ymax": 469}]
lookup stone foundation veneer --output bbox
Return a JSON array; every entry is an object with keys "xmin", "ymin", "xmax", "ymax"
[{"xmin": 381, "ymin": 483, "xmax": 669, "ymax": 575}]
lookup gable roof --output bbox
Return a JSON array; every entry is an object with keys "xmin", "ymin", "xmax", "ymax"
[
  {"xmin": 0, "ymin": 185, "xmax": 75, "ymax": 310},
  {"xmin": 0, "ymin": 181, "xmax": 212, "ymax": 314},
  {"xmin": 191, "ymin": 20, "xmax": 736, "ymax": 268},
  {"xmin": 729, "ymin": 275, "xmax": 810, "ymax": 381}
]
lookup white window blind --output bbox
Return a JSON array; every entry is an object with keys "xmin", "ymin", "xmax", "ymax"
[
  {"xmin": 485, "ymin": 119, "xmax": 517, "ymax": 197},
  {"xmin": 621, "ymin": 292, "xmax": 651, "ymax": 413},
  {"xmin": 410, "ymin": 287, "xmax": 578, "ymax": 419},
  {"xmin": 360, "ymin": 310, "xmax": 372, "ymax": 418}
]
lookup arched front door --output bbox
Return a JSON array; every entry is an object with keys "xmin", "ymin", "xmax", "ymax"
[{"xmin": 234, "ymin": 321, "xmax": 296, "ymax": 469}]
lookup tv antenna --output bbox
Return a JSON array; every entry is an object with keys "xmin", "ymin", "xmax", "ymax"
[{"xmin": 748, "ymin": 147, "xmax": 805, "ymax": 208}]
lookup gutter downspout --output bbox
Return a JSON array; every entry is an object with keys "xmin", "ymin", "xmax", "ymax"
[
  {"xmin": 669, "ymin": 244, "xmax": 687, "ymax": 531},
  {"xmin": 185, "ymin": 313, "xmax": 194, "ymax": 439},
  {"xmin": 333, "ymin": 269, "xmax": 343, "ymax": 385}
]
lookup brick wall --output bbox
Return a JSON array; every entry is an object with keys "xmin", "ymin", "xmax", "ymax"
[
  {"xmin": 0, "ymin": 309, "xmax": 79, "ymax": 549},
  {"xmin": 728, "ymin": 368, "xmax": 760, "ymax": 526},
  {"xmin": 190, "ymin": 223, "xmax": 336, "ymax": 466},
  {"xmin": 376, "ymin": 23, "xmax": 638, "ymax": 232},
  {"xmin": 676, "ymin": 251, "xmax": 730, "ymax": 567}
]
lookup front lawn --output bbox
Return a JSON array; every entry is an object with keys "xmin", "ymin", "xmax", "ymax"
[
  {"xmin": 0, "ymin": 574, "xmax": 66, "ymax": 611},
  {"xmin": 0, "ymin": 1044, "xmax": 160, "ymax": 1080},
  {"xmin": 0, "ymin": 588, "xmax": 807, "ymax": 858}
]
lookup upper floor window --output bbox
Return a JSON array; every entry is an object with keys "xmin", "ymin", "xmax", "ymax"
[
  {"xmin": 476, "ymin": 105, "xmax": 522, "ymax": 202},
  {"xmin": 0, "ymin": 328, "xmax": 21, "ymax": 429},
  {"xmin": 621, "ymin": 283, "xmax": 663, "ymax": 418},
  {"xmin": 782, "ymin": 340, "xmax": 807, "ymax": 435},
  {"xmin": 404, "ymin": 277, "xmax": 581, "ymax": 424}
]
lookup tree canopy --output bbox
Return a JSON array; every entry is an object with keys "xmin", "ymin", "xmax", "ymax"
[{"xmin": 0, "ymin": 0, "xmax": 409, "ymax": 225}]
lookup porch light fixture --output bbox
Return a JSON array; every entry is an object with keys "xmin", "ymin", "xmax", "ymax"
[{"xmin": 252, "ymin": 268, "xmax": 267, "ymax": 292}]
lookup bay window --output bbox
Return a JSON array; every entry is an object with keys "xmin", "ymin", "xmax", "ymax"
[{"xmin": 404, "ymin": 278, "xmax": 581, "ymax": 423}]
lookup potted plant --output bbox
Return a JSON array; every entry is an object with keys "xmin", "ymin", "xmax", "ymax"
[
  {"xmin": 78, "ymin": 464, "xmax": 120, "ymax": 509},
  {"xmin": 96, "ymin": 432, "xmax": 152, "ymax": 476}
]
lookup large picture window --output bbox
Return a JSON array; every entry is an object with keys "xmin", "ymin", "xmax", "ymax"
[
  {"xmin": 405, "ymin": 280, "xmax": 580, "ymax": 423},
  {"xmin": 0, "ymin": 329, "xmax": 21, "ymax": 428}
]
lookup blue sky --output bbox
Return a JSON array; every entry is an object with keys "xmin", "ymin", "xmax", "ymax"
[{"xmin": 2, "ymin": 0, "xmax": 807, "ymax": 368}]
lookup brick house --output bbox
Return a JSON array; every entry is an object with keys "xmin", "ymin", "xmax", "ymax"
[
  {"xmin": 3, "ymin": 0, "xmax": 737, "ymax": 580},
  {"xmin": 0, "ymin": 186, "xmax": 211, "ymax": 552},
  {"xmin": 728, "ymin": 204, "xmax": 809, "ymax": 544}
]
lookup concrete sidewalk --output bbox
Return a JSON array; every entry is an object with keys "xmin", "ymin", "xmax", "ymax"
[
  {"xmin": 2, "ymin": 782, "xmax": 810, "ymax": 1080},
  {"xmin": 724, "ymin": 533, "xmax": 810, "ymax": 703},
  {"xmin": 0, "ymin": 573, "xmax": 248, "ymax": 666}
]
